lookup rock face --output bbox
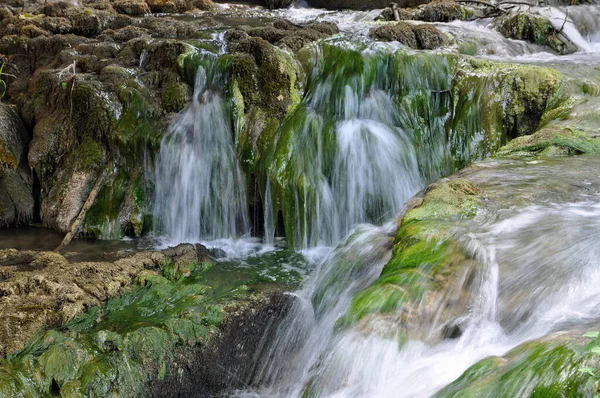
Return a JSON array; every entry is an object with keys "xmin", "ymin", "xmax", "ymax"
[
  {"xmin": 0, "ymin": 2, "xmax": 209, "ymax": 238},
  {"xmin": 0, "ymin": 104, "xmax": 33, "ymax": 227}
]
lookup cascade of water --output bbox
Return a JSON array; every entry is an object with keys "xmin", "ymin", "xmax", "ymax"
[
  {"xmin": 154, "ymin": 53, "xmax": 249, "ymax": 243},
  {"xmin": 251, "ymin": 201, "xmax": 600, "ymax": 398},
  {"xmin": 537, "ymin": 7, "xmax": 593, "ymax": 52},
  {"xmin": 242, "ymin": 223, "xmax": 396, "ymax": 396},
  {"xmin": 265, "ymin": 45, "xmax": 454, "ymax": 248}
]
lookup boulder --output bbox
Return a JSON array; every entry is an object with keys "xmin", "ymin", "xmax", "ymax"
[
  {"xmin": 370, "ymin": 22, "xmax": 418, "ymax": 48},
  {"xmin": 413, "ymin": 23, "xmax": 449, "ymax": 49},
  {"xmin": 496, "ymin": 12, "xmax": 577, "ymax": 55}
]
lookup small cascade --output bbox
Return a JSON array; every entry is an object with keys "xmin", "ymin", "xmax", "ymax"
[
  {"xmin": 537, "ymin": 7, "xmax": 593, "ymax": 52},
  {"xmin": 154, "ymin": 52, "xmax": 249, "ymax": 243},
  {"xmin": 264, "ymin": 45, "xmax": 455, "ymax": 248},
  {"xmin": 250, "ymin": 201, "xmax": 600, "ymax": 398},
  {"xmin": 245, "ymin": 223, "xmax": 396, "ymax": 396}
]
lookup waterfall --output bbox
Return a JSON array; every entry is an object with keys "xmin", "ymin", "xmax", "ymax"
[
  {"xmin": 154, "ymin": 54, "xmax": 249, "ymax": 243},
  {"xmin": 265, "ymin": 45, "xmax": 455, "ymax": 248}
]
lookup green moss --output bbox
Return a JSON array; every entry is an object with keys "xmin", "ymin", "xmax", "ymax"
[
  {"xmin": 71, "ymin": 81, "xmax": 118, "ymax": 141},
  {"xmin": 162, "ymin": 82, "xmax": 189, "ymax": 113},
  {"xmin": 435, "ymin": 340, "xmax": 594, "ymax": 397},
  {"xmin": 404, "ymin": 179, "xmax": 481, "ymax": 222},
  {"xmin": 71, "ymin": 139, "xmax": 105, "ymax": 173},
  {"xmin": 496, "ymin": 127, "xmax": 600, "ymax": 158},
  {"xmin": 339, "ymin": 179, "xmax": 482, "ymax": 328}
]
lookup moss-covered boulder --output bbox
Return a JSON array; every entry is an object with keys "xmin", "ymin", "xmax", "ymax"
[
  {"xmin": 435, "ymin": 335, "xmax": 597, "ymax": 397},
  {"xmin": 370, "ymin": 22, "xmax": 418, "ymax": 48},
  {"xmin": 414, "ymin": 23, "xmax": 449, "ymax": 49},
  {"xmin": 450, "ymin": 59, "xmax": 569, "ymax": 166},
  {"xmin": 496, "ymin": 12, "xmax": 577, "ymax": 55},
  {"xmin": 338, "ymin": 179, "xmax": 482, "ymax": 332},
  {"xmin": 378, "ymin": 0, "xmax": 467, "ymax": 23},
  {"xmin": 370, "ymin": 22, "xmax": 449, "ymax": 49},
  {"xmin": 495, "ymin": 126, "xmax": 600, "ymax": 159}
]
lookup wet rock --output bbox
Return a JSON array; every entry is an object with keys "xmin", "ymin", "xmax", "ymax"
[
  {"xmin": 436, "ymin": 334, "xmax": 594, "ymax": 397},
  {"xmin": 149, "ymin": 291, "xmax": 295, "ymax": 396},
  {"xmin": 112, "ymin": 0, "xmax": 151, "ymax": 16},
  {"xmin": 417, "ymin": 0, "xmax": 464, "ymax": 22},
  {"xmin": 338, "ymin": 179, "xmax": 482, "ymax": 332},
  {"xmin": 370, "ymin": 22, "xmax": 418, "ymax": 48},
  {"xmin": 0, "ymin": 104, "xmax": 33, "ymax": 227},
  {"xmin": 413, "ymin": 23, "xmax": 449, "ymax": 49},
  {"xmin": 378, "ymin": 0, "xmax": 466, "ymax": 22},
  {"xmin": 496, "ymin": 12, "xmax": 577, "ymax": 55}
]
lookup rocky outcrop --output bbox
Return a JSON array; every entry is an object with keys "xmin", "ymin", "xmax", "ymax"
[
  {"xmin": 0, "ymin": 104, "xmax": 33, "ymax": 227},
  {"xmin": 0, "ymin": 3, "xmax": 206, "ymax": 237},
  {"xmin": 0, "ymin": 244, "xmax": 293, "ymax": 397}
]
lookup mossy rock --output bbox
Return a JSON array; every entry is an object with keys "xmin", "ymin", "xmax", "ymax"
[
  {"xmin": 496, "ymin": 13, "xmax": 577, "ymax": 55},
  {"xmin": 404, "ymin": 179, "xmax": 481, "ymax": 222},
  {"xmin": 495, "ymin": 126, "xmax": 600, "ymax": 159},
  {"xmin": 339, "ymin": 179, "xmax": 482, "ymax": 328},
  {"xmin": 435, "ymin": 337, "xmax": 596, "ymax": 397},
  {"xmin": 161, "ymin": 81, "xmax": 191, "ymax": 113},
  {"xmin": 370, "ymin": 22, "xmax": 417, "ymax": 48}
]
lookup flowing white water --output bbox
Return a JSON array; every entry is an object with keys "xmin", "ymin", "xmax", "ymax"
[
  {"xmin": 236, "ymin": 223, "xmax": 396, "ymax": 397},
  {"xmin": 240, "ymin": 200, "xmax": 600, "ymax": 397},
  {"xmin": 154, "ymin": 53, "xmax": 249, "ymax": 243}
]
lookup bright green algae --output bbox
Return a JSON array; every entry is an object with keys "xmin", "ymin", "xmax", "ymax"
[{"xmin": 435, "ymin": 338, "xmax": 598, "ymax": 398}]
